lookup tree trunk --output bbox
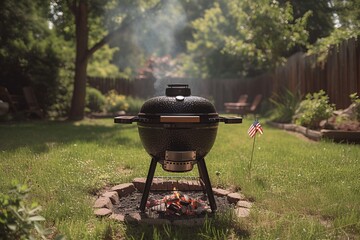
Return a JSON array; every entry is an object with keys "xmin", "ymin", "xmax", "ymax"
[
  {"xmin": 67, "ymin": 0, "xmax": 163, "ymax": 120},
  {"xmin": 69, "ymin": 1, "xmax": 88, "ymax": 121}
]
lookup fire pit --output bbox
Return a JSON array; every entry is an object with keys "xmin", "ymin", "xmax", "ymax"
[
  {"xmin": 93, "ymin": 178, "xmax": 253, "ymax": 225},
  {"xmin": 114, "ymin": 84, "xmax": 242, "ymax": 213}
]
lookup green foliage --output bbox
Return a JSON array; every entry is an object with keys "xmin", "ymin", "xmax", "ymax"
[
  {"xmin": 0, "ymin": 0, "xmax": 68, "ymax": 113},
  {"xmin": 332, "ymin": 0, "xmax": 360, "ymax": 29},
  {"xmin": 350, "ymin": 92, "xmax": 360, "ymax": 120},
  {"xmin": 185, "ymin": 0, "xmax": 310, "ymax": 78},
  {"xmin": 307, "ymin": 28, "xmax": 360, "ymax": 63},
  {"xmin": 104, "ymin": 90, "xmax": 129, "ymax": 113},
  {"xmin": 269, "ymin": 89, "xmax": 301, "ymax": 123},
  {"xmin": 126, "ymin": 96, "xmax": 144, "ymax": 114},
  {"xmin": 294, "ymin": 90, "xmax": 335, "ymax": 129},
  {"xmin": 87, "ymin": 20, "xmax": 122, "ymax": 78},
  {"xmin": 86, "ymin": 87, "xmax": 106, "ymax": 113},
  {"xmin": 87, "ymin": 45, "xmax": 121, "ymax": 78},
  {"xmin": 306, "ymin": 0, "xmax": 360, "ymax": 62},
  {"xmin": 280, "ymin": 0, "xmax": 334, "ymax": 44},
  {"xmin": 0, "ymin": 182, "xmax": 52, "ymax": 240}
]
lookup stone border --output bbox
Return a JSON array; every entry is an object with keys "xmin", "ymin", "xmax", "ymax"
[
  {"xmin": 93, "ymin": 178, "xmax": 253, "ymax": 225},
  {"xmin": 320, "ymin": 129, "xmax": 360, "ymax": 143},
  {"xmin": 267, "ymin": 121, "xmax": 360, "ymax": 143}
]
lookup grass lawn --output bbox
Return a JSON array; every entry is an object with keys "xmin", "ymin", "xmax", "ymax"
[{"xmin": 0, "ymin": 118, "xmax": 359, "ymax": 239}]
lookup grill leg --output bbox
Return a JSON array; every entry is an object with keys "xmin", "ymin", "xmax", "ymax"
[
  {"xmin": 197, "ymin": 163, "xmax": 207, "ymax": 195},
  {"xmin": 197, "ymin": 158, "xmax": 217, "ymax": 212},
  {"xmin": 139, "ymin": 157, "xmax": 157, "ymax": 212}
]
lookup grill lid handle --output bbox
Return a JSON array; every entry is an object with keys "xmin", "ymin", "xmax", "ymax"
[
  {"xmin": 166, "ymin": 84, "xmax": 191, "ymax": 97},
  {"xmin": 218, "ymin": 116, "xmax": 242, "ymax": 124},
  {"xmin": 114, "ymin": 116, "xmax": 139, "ymax": 124}
]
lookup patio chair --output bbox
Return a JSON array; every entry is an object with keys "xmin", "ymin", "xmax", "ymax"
[
  {"xmin": 22, "ymin": 86, "xmax": 44, "ymax": 118},
  {"xmin": 0, "ymin": 86, "xmax": 20, "ymax": 113},
  {"xmin": 241, "ymin": 94, "xmax": 262, "ymax": 116},
  {"xmin": 224, "ymin": 94, "xmax": 249, "ymax": 114}
]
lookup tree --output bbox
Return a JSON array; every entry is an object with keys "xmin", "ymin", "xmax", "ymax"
[
  {"xmin": 332, "ymin": 0, "xmax": 360, "ymax": 28},
  {"xmin": 306, "ymin": 0, "xmax": 360, "ymax": 61},
  {"xmin": 184, "ymin": 0, "xmax": 310, "ymax": 78},
  {"xmin": 51, "ymin": 0, "xmax": 163, "ymax": 120},
  {"xmin": 279, "ymin": 0, "xmax": 335, "ymax": 44},
  {"xmin": 0, "ymin": 0, "xmax": 64, "ymax": 112}
]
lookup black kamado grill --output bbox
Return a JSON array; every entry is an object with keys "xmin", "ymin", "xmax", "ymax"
[{"xmin": 114, "ymin": 84, "xmax": 242, "ymax": 212}]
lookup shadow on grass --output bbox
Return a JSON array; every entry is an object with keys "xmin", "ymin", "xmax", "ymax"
[
  {"xmin": 122, "ymin": 212, "xmax": 250, "ymax": 240},
  {"xmin": 0, "ymin": 120, "xmax": 142, "ymax": 154}
]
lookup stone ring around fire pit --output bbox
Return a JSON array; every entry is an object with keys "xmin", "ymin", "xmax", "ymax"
[{"xmin": 93, "ymin": 178, "xmax": 253, "ymax": 225}]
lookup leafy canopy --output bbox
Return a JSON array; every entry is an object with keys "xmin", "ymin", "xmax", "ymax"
[{"xmin": 185, "ymin": 0, "xmax": 310, "ymax": 78}]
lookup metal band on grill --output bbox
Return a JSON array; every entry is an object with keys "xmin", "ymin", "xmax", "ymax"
[{"xmin": 160, "ymin": 116, "xmax": 200, "ymax": 123}]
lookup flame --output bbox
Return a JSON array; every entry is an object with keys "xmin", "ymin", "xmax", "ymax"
[
  {"xmin": 151, "ymin": 189, "xmax": 209, "ymax": 216},
  {"xmin": 173, "ymin": 187, "xmax": 180, "ymax": 199}
]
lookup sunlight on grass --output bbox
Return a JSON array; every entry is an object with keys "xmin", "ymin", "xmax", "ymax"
[{"xmin": 1, "ymin": 118, "xmax": 359, "ymax": 239}]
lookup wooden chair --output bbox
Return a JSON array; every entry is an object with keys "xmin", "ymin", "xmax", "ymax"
[
  {"xmin": 22, "ymin": 86, "xmax": 44, "ymax": 118},
  {"xmin": 224, "ymin": 94, "xmax": 249, "ymax": 113},
  {"xmin": 0, "ymin": 86, "xmax": 20, "ymax": 113},
  {"xmin": 242, "ymin": 94, "xmax": 262, "ymax": 116}
]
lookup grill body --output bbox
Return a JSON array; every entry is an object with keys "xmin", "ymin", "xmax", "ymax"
[
  {"xmin": 138, "ymin": 122, "xmax": 218, "ymax": 161},
  {"xmin": 114, "ymin": 84, "xmax": 242, "ymax": 212}
]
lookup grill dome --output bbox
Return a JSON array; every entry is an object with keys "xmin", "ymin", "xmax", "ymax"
[{"xmin": 139, "ymin": 95, "xmax": 216, "ymax": 115}]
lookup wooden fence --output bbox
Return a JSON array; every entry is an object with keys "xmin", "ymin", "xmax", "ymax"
[
  {"xmin": 88, "ymin": 36, "xmax": 360, "ymax": 111},
  {"xmin": 262, "ymin": 37, "xmax": 360, "ymax": 109},
  {"xmin": 87, "ymin": 77, "xmax": 263, "ymax": 111}
]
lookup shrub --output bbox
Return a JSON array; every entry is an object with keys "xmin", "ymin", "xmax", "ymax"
[
  {"xmin": 86, "ymin": 87, "xmax": 106, "ymax": 113},
  {"xmin": 269, "ymin": 89, "xmax": 301, "ymax": 123},
  {"xmin": 104, "ymin": 90, "xmax": 129, "ymax": 114},
  {"xmin": 350, "ymin": 93, "xmax": 360, "ymax": 121},
  {"xmin": 126, "ymin": 96, "xmax": 145, "ymax": 114},
  {"xmin": 293, "ymin": 90, "xmax": 335, "ymax": 129},
  {"xmin": 0, "ymin": 182, "xmax": 52, "ymax": 239}
]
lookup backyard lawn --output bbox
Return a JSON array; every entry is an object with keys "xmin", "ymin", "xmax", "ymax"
[{"xmin": 0, "ymin": 118, "xmax": 359, "ymax": 239}]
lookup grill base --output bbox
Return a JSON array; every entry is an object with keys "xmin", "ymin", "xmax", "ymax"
[
  {"xmin": 139, "ymin": 157, "xmax": 217, "ymax": 212},
  {"xmin": 162, "ymin": 150, "xmax": 196, "ymax": 172}
]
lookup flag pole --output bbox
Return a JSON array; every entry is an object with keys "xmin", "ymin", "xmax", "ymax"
[
  {"xmin": 248, "ymin": 127, "xmax": 256, "ymax": 180},
  {"xmin": 248, "ymin": 116, "xmax": 258, "ymax": 180}
]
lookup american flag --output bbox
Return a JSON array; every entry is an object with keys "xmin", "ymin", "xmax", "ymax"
[{"xmin": 248, "ymin": 120, "xmax": 263, "ymax": 138}]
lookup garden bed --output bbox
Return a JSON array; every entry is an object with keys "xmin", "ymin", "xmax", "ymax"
[{"xmin": 268, "ymin": 121, "xmax": 360, "ymax": 143}]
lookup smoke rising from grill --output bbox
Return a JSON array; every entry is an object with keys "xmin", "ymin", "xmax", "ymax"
[
  {"xmin": 107, "ymin": 1, "xmax": 208, "ymax": 96},
  {"xmin": 133, "ymin": 1, "xmax": 186, "ymax": 57},
  {"xmin": 131, "ymin": 1, "xmax": 187, "ymax": 95},
  {"xmin": 135, "ymin": 1, "xmax": 187, "ymax": 96}
]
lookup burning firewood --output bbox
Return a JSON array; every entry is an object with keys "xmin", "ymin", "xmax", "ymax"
[{"xmin": 148, "ymin": 189, "xmax": 210, "ymax": 216}]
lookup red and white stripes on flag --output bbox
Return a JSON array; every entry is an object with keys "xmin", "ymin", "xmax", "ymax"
[{"xmin": 248, "ymin": 120, "xmax": 263, "ymax": 138}]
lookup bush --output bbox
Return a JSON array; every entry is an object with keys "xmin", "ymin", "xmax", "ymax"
[
  {"xmin": 0, "ymin": 182, "xmax": 54, "ymax": 240},
  {"xmin": 293, "ymin": 90, "xmax": 335, "ymax": 129},
  {"xmin": 104, "ymin": 90, "xmax": 129, "ymax": 114},
  {"xmin": 350, "ymin": 93, "xmax": 360, "ymax": 121},
  {"xmin": 126, "ymin": 96, "xmax": 145, "ymax": 114},
  {"xmin": 86, "ymin": 87, "xmax": 106, "ymax": 113},
  {"xmin": 269, "ymin": 89, "xmax": 301, "ymax": 123}
]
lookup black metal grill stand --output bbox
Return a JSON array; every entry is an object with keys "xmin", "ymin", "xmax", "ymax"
[{"xmin": 139, "ymin": 158, "xmax": 217, "ymax": 212}]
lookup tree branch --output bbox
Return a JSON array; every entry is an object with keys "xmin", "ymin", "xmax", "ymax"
[
  {"xmin": 86, "ymin": 16, "xmax": 132, "ymax": 58},
  {"xmin": 86, "ymin": 0, "xmax": 165, "ymax": 59}
]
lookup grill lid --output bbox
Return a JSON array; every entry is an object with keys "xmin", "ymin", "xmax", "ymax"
[
  {"xmin": 114, "ymin": 84, "xmax": 242, "ymax": 124},
  {"xmin": 139, "ymin": 84, "xmax": 216, "ymax": 115}
]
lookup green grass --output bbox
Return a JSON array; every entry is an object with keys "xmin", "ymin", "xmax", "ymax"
[{"xmin": 0, "ymin": 118, "xmax": 359, "ymax": 239}]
